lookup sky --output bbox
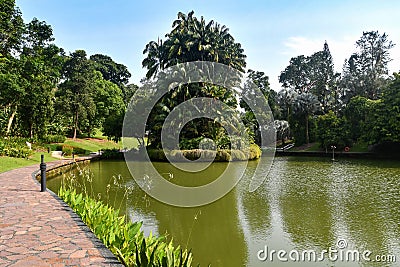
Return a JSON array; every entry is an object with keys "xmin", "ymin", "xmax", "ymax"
[{"xmin": 15, "ymin": 0, "xmax": 400, "ymax": 91}]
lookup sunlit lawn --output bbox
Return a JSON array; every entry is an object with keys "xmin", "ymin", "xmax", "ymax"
[
  {"xmin": 0, "ymin": 152, "xmax": 59, "ymax": 173},
  {"xmin": 0, "ymin": 136, "xmax": 123, "ymax": 173},
  {"xmin": 64, "ymin": 138, "xmax": 121, "ymax": 153}
]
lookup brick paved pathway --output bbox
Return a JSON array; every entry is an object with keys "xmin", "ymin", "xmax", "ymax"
[{"xmin": 0, "ymin": 159, "xmax": 123, "ymax": 266}]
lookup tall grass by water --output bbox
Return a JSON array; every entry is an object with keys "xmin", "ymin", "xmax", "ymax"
[{"xmin": 57, "ymin": 168, "xmax": 197, "ymax": 267}]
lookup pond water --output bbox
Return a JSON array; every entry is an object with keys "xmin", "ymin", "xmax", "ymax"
[{"xmin": 47, "ymin": 157, "xmax": 400, "ymax": 266}]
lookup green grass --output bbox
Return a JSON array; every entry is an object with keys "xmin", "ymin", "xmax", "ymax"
[
  {"xmin": 291, "ymin": 142, "xmax": 322, "ymax": 152},
  {"xmin": 0, "ymin": 136, "xmax": 122, "ymax": 173},
  {"xmin": 350, "ymin": 141, "xmax": 369, "ymax": 152},
  {"xmin": 304, "ymin": 142, "xmax": 323, "ymax": 151},
  {"xmin": 58, "ymin": 186, "xmax": 194, "ymax": 266},
  {"xmin": 0, "ymin": 152, "xmax": 59, "ymax": 173},
  {"xmin": 64, "ymin": 138, "xmax": 121, "ymax": 153}
]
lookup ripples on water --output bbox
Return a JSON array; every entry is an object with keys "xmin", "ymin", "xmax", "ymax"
[{"xmin": 47, "ymin": 157, "xmax": 400, "ymax": 267}]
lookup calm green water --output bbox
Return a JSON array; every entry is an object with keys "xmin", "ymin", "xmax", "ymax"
[{"xmin": 47, "ymin": 157, "xmax": 400, "ymax": 266}]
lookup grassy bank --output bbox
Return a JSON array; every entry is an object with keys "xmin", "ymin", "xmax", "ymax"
[
  {"xmin": 0, "ymin": 152, "xmax": 59, "ymax": 173},
  {"xmin": 64, "ymin": 138, "xmax": 121, "ymax": 154},
  {"xmin": 145, "ymin": 144, "xmax": 262, "ymax": 162},
  {"xmin": 290, "ymin": 142, "xmax": 369, "ymax": 153},
  {"xmin": 0, "ymin": 137, "xmax": 121, "ymax": 173},
  {"xmin": 58, "ymin": 186, "xmax": 195, "ymax": 266}
]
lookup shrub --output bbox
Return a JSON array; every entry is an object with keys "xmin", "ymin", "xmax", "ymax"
[
  {"xmin": 230, "ymin": 150, "xmax": 247, "ymax": 161},
  {"xmin": 147, "ymin": 149, "xmax": 167, "ymax": 161},
  {"xmin": 248, "ymin": 144, "xmax": 262, "ymax": 160},
  {"xmin": 42, "ymin": 135, "xmax": 66, "ymax": 144},
  {"xmin": 146, "ymin": 144, "xmax": 262, "ymax": 162},
  {"xmin": 0, "ymin": 137, "xmax": 34, "ymax": 158},
  {"xmin": 100, "ymin": 148, "xmax": 123, "ymax": 159},
  {"xmin": 62, "ymin": 145, "xmax": 73, "ymax": 156},
  {"xmin": 215, "ymin": 150, "xmax": 231, "ymax": 162},
  {"xmin": 58, "ymin": 186, "xmax": 194, "ymax": 266},
  {"xmin": 179, "ymin": 137, "xmax": 203, "ymax": 150},
  {"xmin": 72, "ymin": 147, "xmax": 87, "ymax": 155}
]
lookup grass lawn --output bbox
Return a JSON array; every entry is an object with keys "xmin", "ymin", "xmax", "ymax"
[
  {"xmin": 291, "ymin": 142, "xmax": 322, "ymax": 152},
  {"xmin": 349, "ymin": 141, "xmax": 369, "ymax": 152},
  {"xmin": 0, "ymin": 152, "xmax": 59, "ymax": 173},
  {"xmin": 64, "ymin": 138, "xmax": 121, "ymax": 153},
  {"xmin": 304, "ymin": 142, "xmax": 323, "ymax": 151},
  {"xmin": 0, "ymin": 136, "xmax": 122, "ymax": 173}
]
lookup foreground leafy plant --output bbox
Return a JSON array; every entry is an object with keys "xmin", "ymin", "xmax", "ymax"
[{"xmin": 58, "ymin": 185, "xmax": 196, "ymax": 266}]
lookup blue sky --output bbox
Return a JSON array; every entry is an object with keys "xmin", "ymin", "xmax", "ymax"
[{"xmin": 16, "ymin": 0, "xmax": 400, "ymax": 90}]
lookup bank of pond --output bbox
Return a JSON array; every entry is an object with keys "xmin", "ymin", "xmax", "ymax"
[{"xmin": 45, "ymin": 156, "xmax": 400, "ymax": 266}]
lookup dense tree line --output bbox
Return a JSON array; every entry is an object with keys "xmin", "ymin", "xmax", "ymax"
[
  {"xmin": 275, "ymin": 31, "xmax": 398, "ymax": 149},
  {"xmin": 0, "ymin": 0, "xmax": 134, "ymax": 141},
  {"xmin": 1, "ymin": 1, "xmax": 398, "ymax": 150}
]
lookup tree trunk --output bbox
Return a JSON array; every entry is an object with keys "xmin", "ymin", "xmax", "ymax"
[
  {"xmin": 305, "ymin": 115, "xmax": 309, "ymax": 144},
  {"xmin": 6, "ymin": 105, "xmax": 17, "ymax": 136},
  {"xmin": 73, "ymin": 111, "xmax": 78, "ymax": 140}
]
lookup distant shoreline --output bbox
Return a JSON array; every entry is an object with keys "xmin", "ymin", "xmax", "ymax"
[{"xmin": 274, "ymin": 151, "xmax": 400, "ymax": 159}]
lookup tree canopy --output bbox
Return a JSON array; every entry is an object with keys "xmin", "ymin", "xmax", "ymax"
[
  {"xmin": 0, "ymin": 0, "xmax": 133, "ymax": 141},
  {"xmin": 277, "ymin": 31, "xmax": 398, "ymax": 148},
  {"xmin": 142, "ymin": 11, "xmax": 246, "ymax": 79}
]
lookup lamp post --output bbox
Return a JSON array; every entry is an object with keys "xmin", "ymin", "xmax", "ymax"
[
  {"xmin": 331, "ymin": 145, "xmax": 336, "ymax": 161},
  {"xmin": 40, "ymin": 155, "xmax": 46, "ymax": 192}
]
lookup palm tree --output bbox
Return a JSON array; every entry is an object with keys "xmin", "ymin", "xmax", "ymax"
[
  {"xmin": 142, "ymin": 11, "xmax": 246, "ymax": 80},
  {"xmin": 141, "ymin": 11, "xmax": 248, "ymax": 148},
  {"xmin": 142, "ymin": 38, "xmax": 167, "ymax": 79},
  {"xmin": 292, "ymin": 92, "xmax": 320, "ymax": 144},
  {"xmin": 274, "ymin": 120, "xmax": 290, "ymax": 145},
  {"xmin": 278, "ymin": 88, "xmax": 298, "ymax": 122}
]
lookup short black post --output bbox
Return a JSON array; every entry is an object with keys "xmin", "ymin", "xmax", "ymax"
[{"xmin": 40, "ymin": 154, "xmax": 46, "ymax": 192}]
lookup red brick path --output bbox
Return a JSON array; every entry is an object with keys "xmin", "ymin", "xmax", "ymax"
[{"xmin": 0, "ymin": 160, "xmax": 123, "ymax": 266}]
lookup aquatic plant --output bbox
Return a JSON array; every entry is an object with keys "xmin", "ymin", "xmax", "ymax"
[{"xmin": 58, "ymin": 185, "xmax": 196, "ymax": 266}]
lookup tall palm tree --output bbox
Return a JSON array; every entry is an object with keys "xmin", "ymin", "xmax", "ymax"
[
  {"xmin": 142, "ymin": 38, "xmax": 167, "ymax": 79},
  {"xmin": 278, "ymin": 88, "xmax": 298, "ymax": 122},
  {"xmin": 142, "ymin": 11, "xmax": 246, "ymax": 80},
  {"xmin": 293, "ymin": 92, "xmax": 320, "ymax": 144},
  {"xmin": 274, "ymin": 120, "xmax": 290, "ymax": 145},
  {"xmin": 141, "ymin": 11, "xmax": 248, "ymax": 148}
]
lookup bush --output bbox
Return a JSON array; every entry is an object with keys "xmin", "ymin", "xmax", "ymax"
[
  {"xmin": 100, "ymin": 148, "xmax": 123, "ymax": 159},
  {"xmin": 62, "ymin": 145, "xmax": 73, "ymax": 156},
  {"xmin": 58, "ymin": 186, "xmax": 194, "ymax": 266},
  {"xmin": 72, "ymin": 147, "xmax": 87, "ymax": 155},
  {"xmin": 248, "ymin": 143, "xmax": 262, "ymax": 160},
  {"xmin": 179, "ymin": 137, "xmax": 203, "ymax": 150},
  {"xmin": 47, "ymin": 144, "xmax": 63, "ymax": 152},
  {"xmin": 147, "ymin": 149, "xmax": 167, "ymax": 161},
  {"xmin": 146, "ymin": 144, "xmax": 262, "ymax": 162},
  {"xmin": 0, "ymin": 137, "xmax": 34, "ymax": 158},
  {"xmin": 42, "ymin": 135, "xmax": 66, "ymax": 144},
  {"xmin": 230, "ymin": 150, "xmax": 247, "ymax": 161},
  {"xmin": 215, "ymin": 150, "xmax": 231, "ymax": 161}
]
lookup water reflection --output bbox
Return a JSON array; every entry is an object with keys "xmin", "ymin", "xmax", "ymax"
[
  {"xmin": 279, "ymin": 159, "xmax": 335, "ymax": 250},
  {"xmin": 46, "ymin": 157, "xmax": 400, "ymax": 266}
]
